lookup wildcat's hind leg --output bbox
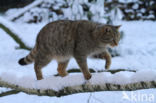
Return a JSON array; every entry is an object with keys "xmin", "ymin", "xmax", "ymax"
[
  {"xmin": 34, "ymin": 54, "xmax": 52, "ymax": 80},
  {"xmin": 57, "ymin": 60, "xmax": 69, "ymax": 77},
  {"xmin": 34, "ymin": 63, "xmax": 43, "ymax": 80}
]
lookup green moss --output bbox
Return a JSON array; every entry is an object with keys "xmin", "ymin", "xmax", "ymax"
[
  {"xmin": 0, "ymin": 23, "xmax": 32, "ymax": 51},
  {"xmin": 0, "ymin": 90, "xmax": 20, "ymax": 97}
]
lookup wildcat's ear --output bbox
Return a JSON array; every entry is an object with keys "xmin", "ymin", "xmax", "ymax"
[{"xmin": 115, "ymin": 25, "xmax": 121, "ymax": 30}]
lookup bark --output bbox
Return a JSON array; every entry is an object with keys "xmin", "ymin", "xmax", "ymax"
[
  {"xmin": 0, "ymin": 90, "xmax": 20, "ymax": 97},
  {"xmin": 0, "ymin": 69, "xmax": 155, "ymax": 97}
]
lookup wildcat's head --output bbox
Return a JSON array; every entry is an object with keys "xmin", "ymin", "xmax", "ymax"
[{"xmin": 93, "ymin": 24, "xmax": 121, "ymax": 47}]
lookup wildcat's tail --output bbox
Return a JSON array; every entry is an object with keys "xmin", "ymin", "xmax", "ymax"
[{"xmin": 18, "ymin": 46, "xmax": 37, "ymax": 65}]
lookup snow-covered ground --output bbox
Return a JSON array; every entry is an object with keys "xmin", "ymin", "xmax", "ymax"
[{"xmin": 0, "ymin": 19, "xmax": 156, "ymax": 103}]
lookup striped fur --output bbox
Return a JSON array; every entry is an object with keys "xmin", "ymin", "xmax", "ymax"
[
  {"xmin": 18, "ymin": 20, "xmax": 120, "ymax": 80},
  {"xmin": 18, "ymin": 46, "xmax": 37, "ymax": 65}
]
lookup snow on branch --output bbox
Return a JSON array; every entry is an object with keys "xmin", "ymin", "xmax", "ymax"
[
  {"xmin": 7, "ymin": 0, "xmax": 44, "ymax": 21},
  {"xmin": 0, "ymin": 90, "xmax": 20, "ymax": 97},
  {"xmin": 0, "ymin": 69, "xmax": 156, "ymax": 97},
  {"xmin": 0, "ymin": 17, "xmax": 31, "ymax": 50}
]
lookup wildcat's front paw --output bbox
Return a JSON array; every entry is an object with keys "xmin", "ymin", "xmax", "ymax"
[
  {"xmin": 36, "ymin": 76, "xmax": 43, "ymax": 80},
  {"xmin": 105, "ymin": 65, "xmax": 110, "ymax": 70},
  {"xmin": 59, "ymin": 71, "xmax": 68, "ymax": 77},
  {"xmin": 84, "ymin": 73, "xmax": 92, "ymax": 80}
]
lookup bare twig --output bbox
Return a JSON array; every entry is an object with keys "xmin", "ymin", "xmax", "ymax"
[
  {"xmin": 0, "ymin": 23, "xmax": 32, "ymax": 50},
  {"xmin": 0, "ymin": 90, "xmax": 20, "ymax": 97},
  {"xmin": 87, "ymin": 93, "xmax": 92, "ymax": 103}
]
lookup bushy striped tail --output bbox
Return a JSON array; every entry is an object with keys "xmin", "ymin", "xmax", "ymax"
[{"xmin": 18, "ymin": 46, "xmax": 37, "ymax": 65}]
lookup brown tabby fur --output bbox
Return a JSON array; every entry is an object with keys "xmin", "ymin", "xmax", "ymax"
[{"xmin": 18, "ymin": 20, "xmax": 121, "ymax": 80}]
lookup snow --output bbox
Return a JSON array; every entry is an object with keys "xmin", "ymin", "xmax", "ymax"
[
  {"xmin": 125, "ymin": 9, "xmax": 134, "ymax": 13},
  {"xmin": 137, "ymin": 13, "xmax": 142, "ymax": 17},
  {"xmin": 0, "ymin": 16, "xmax": 156, "ymax": 102},
  {"xmin": 132, "ymin": 3, "xmax": 139, "ymax": 9},
  {"xmin": 0, "ymin": 87, "xmax": 12, "ymax": 94},
  {"xmin": 6, "ymin": 0, "xmax": 44, "ymax": 21},
  {"xmin": 147, "ymin": 15, "xmax": 155, "ymax": 19},
  {"xmin": 109, "ymin": 8, "xmax": 124, "ymax": 24},
  {"xmin": 0, "ymin": 90, "xmax": 156, "ymax": 103},
  {"xmin": 141, "ymin": 8, "xmax": 146, "ymax": 13},
  {"xmin": 119, "ymin": 0, "xmax": 138, "ymax": 3},
  {"xmin": 0, "ymin": 70, "xmax": 156, "ymax": 91},
  {"xmin": 22, "ymin": 7, "xmax": 49, "ymax": 23},
  {"xmin": 5, "ymin": 0, "xmax": 121, "ymax": 24}
]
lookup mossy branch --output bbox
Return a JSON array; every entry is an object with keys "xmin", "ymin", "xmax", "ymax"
[
  {"xmin": 0, "ymin": 69, "xmax": 155, "ymax": 97},
  {"xmin": 8, "ymin": 0, "xmax": 44, "ymax": 21},
  {"xmin": 0, "ymin": 23, "xmax": 32, "ymax": 50},
  {"xmin": 0, "ymin": 76, "xmax": 155, "ymax": 97},
  {"xmin": 0, "ymin": 90, "xmax": 20, "ymax": 97}
]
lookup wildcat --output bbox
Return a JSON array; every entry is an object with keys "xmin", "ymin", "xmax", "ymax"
[{"xmin": 18, "ymin": 20, "xmax": 121, "ymax": 80}]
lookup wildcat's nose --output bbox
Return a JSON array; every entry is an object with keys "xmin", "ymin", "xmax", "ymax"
[
  {"xmin": 110, "ymin": 41, "xmax": 118, "ymax": 47},
  {"xmin": 114, "ymin": 42, "xmax": 118, "ymax": 46},
  {"xmin": 110, "ymin": 44, "xmax": 117, "ymax": 47}
]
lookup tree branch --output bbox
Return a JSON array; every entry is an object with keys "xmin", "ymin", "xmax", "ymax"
[
  {"xmin": 0, "ymin": 77, "xmax": 156, "ymax": 97},
  {"xmin": 55, "ymin": 68, "xmax": 136, "ymax": 76},
  {"xmin": 0, "ymin": 69, "xmax": 155, "ymax": 97},
  {"xmin": 7, "ymin": 0, "xmax": 44, "ymax": 21},
  {"xmin": 0, "ymin": 23, "xmax": 32, "ymax": 50},
  {"xmin": 0, "ymin": 90, "xmax": 20, "ymax": 97}
]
